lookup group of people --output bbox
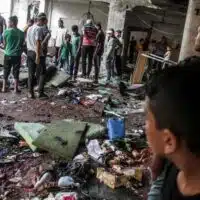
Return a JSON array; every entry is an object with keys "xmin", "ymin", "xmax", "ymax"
[
  {"xmin": 53, "ymin": 19, "xmax": 123, "ymax": 84},
  {"xmin": 0, "ymin": 13, "xmax": 124, "ymax": 99},
  {"xmin": 129, "ymin": 35, "xmax": 172, "ymax": 68}
]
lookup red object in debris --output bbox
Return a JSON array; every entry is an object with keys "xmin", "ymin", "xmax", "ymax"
[
  {"xmin": 63, "ymin": 197, "xmax": 76, "ymax": 200},
  {"xmin": 19, "ymin": 141, "xmax": 28, "ymax": 147},
  {"xmin": 80, "ymin": 100, "xmax": 96, "ymax": 106}
]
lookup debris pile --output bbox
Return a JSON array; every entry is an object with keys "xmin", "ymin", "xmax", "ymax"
[{"xmin": 0, "ymin": 63, "xmax": 150, "ymax": 199}]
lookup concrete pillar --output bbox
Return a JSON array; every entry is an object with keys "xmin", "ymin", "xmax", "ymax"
[
  {"xmin": 179, "ymin": 0, "xmax": 200, "ymax": 61},
  {"xmin": 107, "ymin": 0, "xmax": 126, "ymax": 31}
]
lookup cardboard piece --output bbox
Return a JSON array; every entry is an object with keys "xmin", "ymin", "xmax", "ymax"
[
  {"xmin": 33, "ymin": 121, "xmax": 87, "ymax": 160},
  {"xmin": 49, "ymin": 71, "xmax": 71, "ymax": 87},
  {"xmin": 14, "ymin": 122, "xmax": 45, "ymax": 151},
  {"xmin": 97, "ymin": 168, "xmax": 129, "ymax": 189}
]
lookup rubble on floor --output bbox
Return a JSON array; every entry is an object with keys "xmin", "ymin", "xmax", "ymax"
[{"xmin": 0, "ymin": 64, "xmax": 151, "ymax": 200}]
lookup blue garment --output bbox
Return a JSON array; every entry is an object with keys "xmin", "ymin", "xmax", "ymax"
[{"xmin": 148, "ymin": 163, "xmax": 168, "ymax": 200}]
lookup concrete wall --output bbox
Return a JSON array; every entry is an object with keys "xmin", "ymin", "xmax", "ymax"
[
  {"xmin": 0, "ymin": 0, "xmax": 12, "ymax": 23},
  {"xmin": 12, "ymin": 0, "xmax": 46, "ymax": 30},
  {"xmin": 126, "ymin": 9, "xmax": 186, "ymax": 42},
  {"xmin": 49, "ymin": 1, "xmax": 109, "ymax": 37}
]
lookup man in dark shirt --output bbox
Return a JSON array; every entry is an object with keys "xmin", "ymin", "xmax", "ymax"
[
  {"xmin": 145, "ymin": 56, "xmax": 200, "ymax": 200},
  {"xmin": 129, "ymin": 36, "xmax": 136, "ymax": 64},
  {"xmin": 0, "ymin": 14, "xmax": 7, "ymax": 44},
  {"xmin": 93, "ymin": 22, "xmax": 105, "ymax": 83}
]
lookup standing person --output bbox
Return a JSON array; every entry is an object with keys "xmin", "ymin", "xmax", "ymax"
[
  {"xmin": 70, "ymin": 25, "xmax": 82, "ymax": 81},
  {"xmin": 154, "ymin": 36, "xmax": 167, "ymax": 71},
  {"xmin": 24, "ymin": 19, "xmax": 34, "ymax": 36},
  {"xmin": 2, "ymin": 16, "xmax": 24, "ymax": 93},
  {"xmin": 137, "ymin": 38, "xmax": 145, "ymax": 53},
  {"xmin": 129, "ymin": 36, "xmax": 137, "ymax": 64},
  {"xmin": 58, "ymin": 33, "xmax": 72, "ymax": 74},
  {"xmin": 93, "ymin": 22, "xmax": 105, "ymax": 83},
  {"xmin": 105, "ymin": 28, "xmax": 118, "ymax": 83},
  {"xmin": 54, "ymin": 19, "xmax": 67, "ymax": 64},
  {"xmin": 115, "ymin": 30, "xmax": 123, "ymax": 78},
  {"xmin": 0, "ymin": 14, "xmax": 7, "ymax": 44},
  {"xmin": 27, "ymin": 13, "xmax": 47, "ymax": 99},
  {"xmin": 82, "ymin": 19, "xmax": 97, "ymax": 78}
]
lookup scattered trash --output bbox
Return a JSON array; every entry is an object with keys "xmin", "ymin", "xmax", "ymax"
[
  {"xmin": 58, "ymin": 176, "xmax": 80, "ymax": 188},
  {"xmin": 87, "ymin": 140, "xmax": 104, "ymax": 163},
  {"xmin": 55, "ymin": 192, "xmax": 78, "ymax": 200},
  {"xmin": 34, "ymin": 171, "xmax": 53, "ymax": 191},
  {"xmin": 96, "ymin": 168, "xmax": 129, "ymax": 189},
  {"xmin": 15, "ymin": 122, "xmax": 45, "ymax": 151},
  {"xmin": 57, "ymin": 89, "xmax": 68, "ymax": 96},
  {"xmin": 86, "ymin": 94, "xmax": 103, "ymax": 101}
]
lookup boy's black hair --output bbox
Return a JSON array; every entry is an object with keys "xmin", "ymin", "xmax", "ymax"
[
  {"xmin": 146, "ymin": 56, "xmax": 200, "ymax": 156},
  {"xmin": 65, "ymin": 33, "xmax": 71, "ymax": 39},
  {"xmin": 72, "ymin": 25, "xmax": 78, "ymax": 32},
  {"xmin": 96, "ymin": 22, "xmax": 102, "ymax": 29},
  {"xmin": 9, "ymin": 16, "xmax": 18, "ymax": 25}
]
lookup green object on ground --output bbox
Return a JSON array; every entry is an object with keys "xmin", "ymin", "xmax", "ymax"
[
  {"xmin": 63, "ymin": 119, "xmax": 106, "ymax": 139},
  {"xmin": 98, "ymin": 88, "xmax": 112, "ymax": 96},
  {"xmin": 33, "ymin": 121, "xmax": 87, "ymax": 160},
  {"xmin": 49, "ymin": 71, "xmax": 71, "ymax": 87},
  {"xmin": 14, "ymin": 122, "xmax": 45, "ymax": 151}
]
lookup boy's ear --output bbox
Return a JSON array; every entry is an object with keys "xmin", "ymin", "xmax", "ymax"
[{"xmin": 162, "ymin": 129, "xmax": 177, "ymax": 155}]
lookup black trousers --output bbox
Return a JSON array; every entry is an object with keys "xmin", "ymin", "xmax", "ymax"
[
  {"xmin": 115, "ymin": 55, "xmax": 122, "ymax": 77},
  {"xmin": 27, "ymin": 51, "xmax": 46, "ymax": 94},
  {"xmin": 4, "ymin": 55, "xmax": 21, "ymax": 80},
  {"xmin": 94, "ymin": 53, "xmax": 102, "ymax": 81},
  {"xmin": 82, "ymin": 46, "xmax": 95, "ymax": 77},
  {"xmin": 70, "ymin": 53, "xmax": 81, "ymax": 78}
]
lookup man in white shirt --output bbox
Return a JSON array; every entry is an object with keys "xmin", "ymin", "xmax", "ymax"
[
  {"xmin": 54, "ymin": 19, "xmax": 67, "ymax": 63},
  {"xmin": 27, "ymin": 13, "xmax": 47, "ymax": 99}
]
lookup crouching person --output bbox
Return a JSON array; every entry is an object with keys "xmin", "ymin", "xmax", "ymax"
[{"xmin": 2, "ymin": 16, "xmax": 24, "ymax": 93}]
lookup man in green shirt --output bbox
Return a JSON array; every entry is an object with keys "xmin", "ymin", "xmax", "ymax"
[
  {"xmin": 2, "ymin": 16, "xmax": 24, "ymax": 93},
  {"xmin": 58, "ymin": 33, "xmax": 72, "ymax": 74}
]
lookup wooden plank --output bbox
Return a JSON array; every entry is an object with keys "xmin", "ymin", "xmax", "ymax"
[{"xmin": 131, "ymin": 51, "xmax": 148, "ymax": 84}]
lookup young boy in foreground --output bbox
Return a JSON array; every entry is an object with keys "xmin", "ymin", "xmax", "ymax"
[{"xmin": 145, "ymin": 56, "xmax": 200, "ymax": 200}]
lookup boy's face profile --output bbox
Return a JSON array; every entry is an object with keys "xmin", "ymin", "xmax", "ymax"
[{"xmin": 145, "ymin": 99, "xmax": 178, "ymax": 157}]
